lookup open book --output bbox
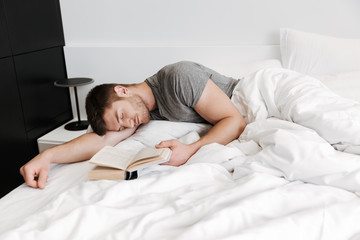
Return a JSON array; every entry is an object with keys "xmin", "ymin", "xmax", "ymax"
[{"xmin": 88, "ymin": 146, "xmax": 172, "ymax": 180}]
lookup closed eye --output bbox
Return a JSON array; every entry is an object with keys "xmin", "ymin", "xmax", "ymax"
[{"xmin": 117, "ymin": 112, "xmax": 124, "ymax": 131}]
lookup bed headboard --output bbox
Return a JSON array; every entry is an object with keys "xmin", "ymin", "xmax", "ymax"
[{"xmin": 59, "ymin": 0, "xmax": 360, "ymax": 120}]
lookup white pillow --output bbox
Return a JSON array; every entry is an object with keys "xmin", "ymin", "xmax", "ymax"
[{"xmin": 280, "ymin": 28, "xmax": 360, "ymax": 75}]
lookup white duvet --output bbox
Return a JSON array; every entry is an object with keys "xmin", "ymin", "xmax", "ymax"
[{"xmin": 1, "ymin": 68, "xmax": 360, "ymax": 240}]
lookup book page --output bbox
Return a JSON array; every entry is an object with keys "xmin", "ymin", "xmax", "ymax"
[
  {"xmin": 131, "ymin": 147, "xmax": 163, "ymax": 163},
  {"xmin": 127, "ymin": 148, "xmax": 172, "ymax": 171},
  {"xmin": 89, "ymin": 146, "xmax": 135, "ymax": 170},
  {"xmin": 88, "ymin": 166, "xmax": 126, "ymax": 180}
]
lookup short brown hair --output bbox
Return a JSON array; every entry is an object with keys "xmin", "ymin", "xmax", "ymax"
[{"xmin": 85, "ymin": 83, "xmax": 119, "ymax": 135}]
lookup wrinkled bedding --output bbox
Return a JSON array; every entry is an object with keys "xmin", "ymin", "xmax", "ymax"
[{"xmin": 1, "ymin": 68, "xmax": 360, "ymax": 240}]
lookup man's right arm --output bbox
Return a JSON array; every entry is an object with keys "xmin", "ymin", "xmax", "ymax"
[{"xmin": 20, "ymin": 127, "xmax": 137, "ymax": 189}]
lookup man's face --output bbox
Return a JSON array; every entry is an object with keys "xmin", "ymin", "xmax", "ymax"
[{"xmin": 103, "ymin": 95, "xmax": 150, "ymax": 132}]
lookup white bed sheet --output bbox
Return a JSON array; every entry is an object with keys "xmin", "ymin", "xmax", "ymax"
[
  {"xmin": 0, "ymin": 121, "xmax": 210, "ymax": 235},
  {"xmin": 1, "ymin": 68, "xmax": 360, "ymax": 240}
]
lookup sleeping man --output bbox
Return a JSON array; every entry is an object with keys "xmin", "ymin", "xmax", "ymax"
[{"xmin": 20, "ymin": 61, "xmax": 247, "ymax": 189}]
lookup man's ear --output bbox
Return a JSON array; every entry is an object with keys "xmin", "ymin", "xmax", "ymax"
[{"xmin": 114, "ymin": 85, "xmax": 129, "ymax": 97}]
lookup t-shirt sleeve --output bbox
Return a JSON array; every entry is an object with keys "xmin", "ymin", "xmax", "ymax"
[{"xmin": 158, "ymin": 61, "xmax": 210, "ymax": 108}]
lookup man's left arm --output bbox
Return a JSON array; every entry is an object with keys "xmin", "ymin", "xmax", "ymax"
[{"xmin": 156, "ymin": 79, "xmax": 246, "ymax": 166}]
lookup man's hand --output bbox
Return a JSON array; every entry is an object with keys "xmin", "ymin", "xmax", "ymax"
[
  {"xmin": 156, "ymin": 139, "xmax": 198, "ymax": 166},
  {"xmin": 155, "ymin": 79, "xmax": 246, "ymax": 167},
  {"xmin": 20, "ymin": 127, "xmax": 138, "ymax": 189},
  {"xmin": 20, "ymin": 152, "xmax": 51, "ymax": 189}
]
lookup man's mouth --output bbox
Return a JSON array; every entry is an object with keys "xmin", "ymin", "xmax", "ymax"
[{"xmin": 136, "ymin": 115, "xmax": 141, "ymax": 125}]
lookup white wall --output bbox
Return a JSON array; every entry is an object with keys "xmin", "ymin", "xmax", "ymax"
[
  {"xmin": 60, "ymin": 0, "xmax": 360, "ymax": 45},
  {"xmin": 59, "ymin": 0, "xmax": 360, "ymax": 119}
]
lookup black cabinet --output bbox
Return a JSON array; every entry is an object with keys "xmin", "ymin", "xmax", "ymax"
[
  {"xmin": 0, "ymin": 0, "xmax": 72, "ymax": 198},
  {"xmin": 3, "ymin": 0, "xmax": 65, "ymax": 55},
  {"xmin": 14, "ymin": 47, "xmax": 73, "ymax": 158},
  {"xmin": 0, "ymin": 58, "xmax": 29, "ymax": 197},
  {"xmin": 0, "ymin": 1, "xmax": 11, "ymax": 58},
  {"xmin": 15, "ymin": 47, "xmax": 71, "ymax": 132}
]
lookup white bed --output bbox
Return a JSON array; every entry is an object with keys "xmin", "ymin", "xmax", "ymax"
[{"xmin": 1, "ymin": 29, "xmax": 360, "ymax": 239}]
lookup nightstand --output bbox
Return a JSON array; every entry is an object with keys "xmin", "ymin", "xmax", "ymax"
[{"xmin": 37, "ymin": 119, "xmax": 88, "ymax": 152}]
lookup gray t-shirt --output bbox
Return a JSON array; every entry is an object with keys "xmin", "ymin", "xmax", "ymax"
[{"xmin": 145, "ymin": 61, "xmax": 239, "ymax": 123}]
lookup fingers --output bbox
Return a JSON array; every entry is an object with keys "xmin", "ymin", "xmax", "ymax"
[
  {"xmin": 156, "ymin": 139, "xmax": 177, "ymax": 149},
  {"xmin": 156, "ymin": 140, "xmax": 194, "ymax": 167},
  {"xmin": 19, "ymin": 165, "xmax": 48, "ymax": 189},
  {"xmin": 37, "ymin": 169, "xmax": 48, "ymax": 189},
  {"xmin": 160, "ymin": 162, "xmax": 171, "ymax": 166},
  {"xmin": 156, "ymin": 140, "xmax": 176, "ymax": 165},
  {"xmin": 20, "ymin": 166, "xmax": 38, "ymax": 188}
]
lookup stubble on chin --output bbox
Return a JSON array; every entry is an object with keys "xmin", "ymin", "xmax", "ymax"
[{"xmin": 134, "ymin": 95, "xmax": 151, "ymax": 124}]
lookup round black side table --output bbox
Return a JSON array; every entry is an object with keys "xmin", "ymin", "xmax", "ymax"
[{"xmin": 54, "ymin": 77, "xmax": 94, "ymax": 131}]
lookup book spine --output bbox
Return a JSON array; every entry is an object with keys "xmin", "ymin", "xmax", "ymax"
[{"xmin": 125, "ymin": 171, "xmax": 138, "ymax": 180}]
